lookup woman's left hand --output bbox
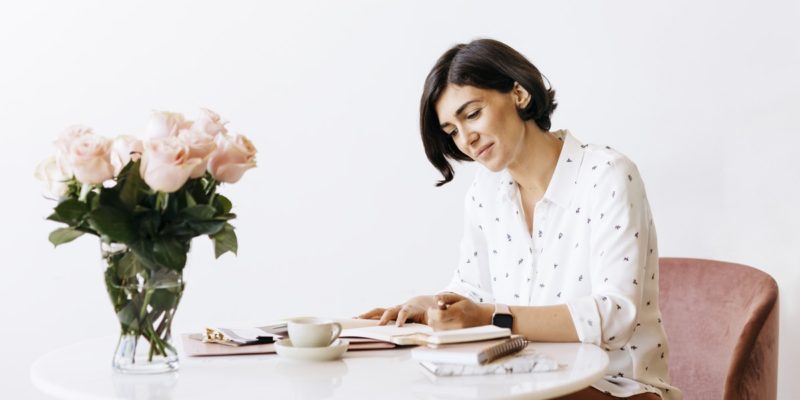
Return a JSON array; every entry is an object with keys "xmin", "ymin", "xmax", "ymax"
[{"xmin": 426, "ymin": 292, "xmax": 494, "ymax": 331}]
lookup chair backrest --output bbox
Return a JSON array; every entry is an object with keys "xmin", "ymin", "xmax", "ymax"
[{"xmin": 658, "ymin": 258, "xmax": 779, "ymax": 400}]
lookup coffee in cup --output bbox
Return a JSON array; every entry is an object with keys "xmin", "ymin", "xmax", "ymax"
[{"xmin": 287, "ymin": 317, "xmax": 342, "ymax": 348}]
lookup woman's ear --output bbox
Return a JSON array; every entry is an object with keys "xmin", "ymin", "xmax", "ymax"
[{"xmin": 513, "ymin": 81, "xmax": 532, "ymax": 109}]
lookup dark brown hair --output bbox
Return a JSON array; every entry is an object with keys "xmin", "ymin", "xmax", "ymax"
[{"xmin": 419, "ymin": 38, "xmax": 557, "ymax": 186}]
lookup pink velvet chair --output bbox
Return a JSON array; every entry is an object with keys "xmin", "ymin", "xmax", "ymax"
[{"xmin": 658, "ymin": 258, "xmax": 779, "ymax": 399}]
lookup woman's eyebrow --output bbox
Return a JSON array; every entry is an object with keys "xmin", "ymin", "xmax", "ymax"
[{"xmin": 440, "ymin": 99, "xmax": 481, "ymax": 128}]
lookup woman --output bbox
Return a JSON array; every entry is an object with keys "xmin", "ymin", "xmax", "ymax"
[{"xmin": 358, "ymin": 39, "xmax": 680, "ymax": 399}]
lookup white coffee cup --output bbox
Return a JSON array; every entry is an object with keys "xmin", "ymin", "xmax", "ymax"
[{"xmin": 287, "ymin": 317, "xmax": 343, "ymax": 348}]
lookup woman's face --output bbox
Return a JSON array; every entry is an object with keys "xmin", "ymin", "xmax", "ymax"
[{"xmin": 435, "ymin": 83, "xmax": 529, "ymax": 172}]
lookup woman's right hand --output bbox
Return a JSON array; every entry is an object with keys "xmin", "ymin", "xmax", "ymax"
[{"xmin": 357, "ymin": 295, "xmax": 437, "ymax": 327}]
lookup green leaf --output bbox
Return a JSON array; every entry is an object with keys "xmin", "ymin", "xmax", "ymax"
[
  {"xmin": 150, "ymin": 289, "xmax": 180, "ymax": 311},
  {"xmin": 88, "ymin": 206, "xmax": 137, "ymax": 244},
  {"xmin": 48, "ymin": 228, "xmax": 84, "ymax": 246},
  {"xmin": 54, "ymin": 199, "xmax": 89, "ymax": 224},
  {"xmin": 187, "ymin": 220, "xmax": 226, "ymax": 236},
  {"xmin": 180, "ymin": 205, "xmax": 216, "ymax": 221},
  {"xmin": 47, "ymin": 212, "xmax": 70, "ymax": 224},
  {"xmin": 152, "ymin": 237, "xmax": 188, "ymax": 271},
  {"xmin": 213, "ymin": 194, "xmax": 232, "ymax": 214},
  {"xmin": 135, "ymin": 210, "xmax": 161, "ymax": 237},
  {"xmin": 211, "ymin": 223, "xmax": 238, "ymax": 258},
  {"xmin": 116, "ymin": 303, "xmax": 140, "ymax": 331},
  {"xmin": 184, "ymin": 190, "xmax": 197, "ymax": 207},
  {"xmin": 119, "ymin": 160, "xmax": 146, "ymax": 210},
  {"xmin": 116, "ymin": 251, "xmax": 145, "ymax": 280}
]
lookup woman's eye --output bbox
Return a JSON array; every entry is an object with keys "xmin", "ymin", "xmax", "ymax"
[
  {"xmin": 447, "ymin": 129, "xmax": 458, "ymax": 137},
  {"xmin": 467, "ymin": 109, "xmax": 481, "ymax": 119}
]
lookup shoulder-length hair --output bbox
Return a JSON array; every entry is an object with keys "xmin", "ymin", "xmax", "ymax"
[{"xmin": 419, "ymin": 38, "xmax": 558, "ymax": 186}]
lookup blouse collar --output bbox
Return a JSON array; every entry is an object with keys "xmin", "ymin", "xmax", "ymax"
[{"xmin": 495, "ymin": 129, "xmax": 586, "ymax": 209}]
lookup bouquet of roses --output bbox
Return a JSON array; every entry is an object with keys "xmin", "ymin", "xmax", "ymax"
[{"xmin": 35, "ymin": 108, "xmax": 257, "ymax": 372}]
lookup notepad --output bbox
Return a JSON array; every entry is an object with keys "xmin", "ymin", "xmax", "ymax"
[
  {"xmin": 341, "ymin": 324, "xmax": 511, "ymax": 346},
  {"xmin": 411, "ymin": 335, "xmax": 527, "ymax": 365}
]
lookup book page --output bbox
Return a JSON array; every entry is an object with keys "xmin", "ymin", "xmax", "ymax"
[{"xmin": 341, "ymin": 323, "xmax": 434, "ymax": 343}]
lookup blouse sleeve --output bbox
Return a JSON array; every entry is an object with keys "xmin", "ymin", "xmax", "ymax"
[
  {"xmin": 566, "ymin": 156, "xmax": 650, "ymax": 348},
  {"xmin": 442, "ymin": 183, "xmax": 494, "ymax": 304}
]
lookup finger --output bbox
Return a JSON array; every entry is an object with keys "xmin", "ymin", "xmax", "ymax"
[
  {"xmin": 357, "ymin": 308, "xmax": 385, "ymax": 320},
  {"xmin": 396, "ymin": 305, "xmax": 415, "ymax": 327},
  {"xmin": 378, "ymin": 307, "xmax": 399, "ymax": 326},
  {"xmin": 435, "ymin": 292, "xmax": 467, "ymax": 308}
]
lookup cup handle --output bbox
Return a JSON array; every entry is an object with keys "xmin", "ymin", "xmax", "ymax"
[{"xmin": 330, "ymin": 322, "xmax": 342, "ymax": 345}]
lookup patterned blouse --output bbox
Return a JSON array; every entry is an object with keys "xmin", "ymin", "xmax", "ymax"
[{"xmin": 443, "ymin": 129, "xmax": 681, "ymax": 399}]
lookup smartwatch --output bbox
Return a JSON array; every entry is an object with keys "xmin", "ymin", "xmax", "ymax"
[{"xmin": 492, "ymin": 303, "xmax": 513, "ymax": 329}]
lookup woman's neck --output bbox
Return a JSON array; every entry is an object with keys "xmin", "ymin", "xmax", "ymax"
[{"xmin": 506, "ymin": 124, "xmax": 563, "ymax": 195}]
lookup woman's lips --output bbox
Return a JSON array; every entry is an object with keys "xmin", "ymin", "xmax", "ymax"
[{"xmin": 477, "ymin": 143, "xmax": 494, "ymax": 159}]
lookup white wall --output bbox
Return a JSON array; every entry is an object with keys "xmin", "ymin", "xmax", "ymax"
[{"xmin": 1, "ymin": 0, "xmax": 797, "ymax": 398}]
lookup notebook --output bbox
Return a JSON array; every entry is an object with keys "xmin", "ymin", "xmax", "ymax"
[
  {"xmin": 341, "ymin": 324, "xmax": 511, "ymax": 346},
  {"xmin": 181, "ymin": 333, "xmax": 396, "ymax": 356},
  {"xmin": 417, "ymin": 346, "xmax": 561, "ymax": 377},
  {"xmin": 204, "ymin": 324, "xmax": 284, "ymax": 346},
  {"xmin": 411, "ymin": 335, "xmax": 527, "ymax": 365}
]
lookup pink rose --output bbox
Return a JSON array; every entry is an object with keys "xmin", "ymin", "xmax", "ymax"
[
  {"xmin": 34, "ymin": 155, "xmax": 71, "ymax": 198},
  {"xmin": 110, "ymin": 135, "xmax": 144, "ymax": 176},
  {"xmin": 178, "ymin": 129, "xmax": 217, "ymax": 178},
  {"xmin": 191, "ymin": 108, "xmax": 228, "ymax": 137},
  {"xmin": 207, "ymin": 133, "xmax": 257, "ymax": 183},
  {"xmin": 144, "ymin": 111, "xmax": 192, "ymax": 138},
  {"xmin": 67, "ymin": 134, "xmax": 115, "ymax": 185},
  {"xmin": 53, "ymin": 124, "xmax": 94, "ymax": 175},
  {"xmin": 140, "ymin": 137, "xmax": 202, "ymax": 193}
]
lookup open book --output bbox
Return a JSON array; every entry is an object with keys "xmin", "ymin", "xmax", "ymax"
[{"xmin": 341, "ymin": 324, "xmax": 510, "ymax": 346}]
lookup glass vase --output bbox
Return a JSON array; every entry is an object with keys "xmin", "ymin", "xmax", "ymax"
[{"xmin": 101, "ymin": 242, "xmax": 186, "ymax": 374}]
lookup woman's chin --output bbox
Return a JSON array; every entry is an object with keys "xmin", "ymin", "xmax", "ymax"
[{"xmin": 480, "ymin": 160, "xmax": 505, "ymax": 173}]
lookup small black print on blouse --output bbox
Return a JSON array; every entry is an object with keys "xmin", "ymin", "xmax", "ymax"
[
  {"xmin": 635, "ymin": 232, "xmax": 639, "ymax": 238},
  {"xmin": 578, "ymin": 274, "xmax": 583, "ymax": 282},
  {"xmin": 558, "ymin": 232, "xmax": 563, "ymax": 239},
  {"xmin": 518, "ymin": 258, "xmax": 524, "ymax": 265},
  {"xmin": 615, "ymin": 225, "xmax": 622, "ymax": 230}
]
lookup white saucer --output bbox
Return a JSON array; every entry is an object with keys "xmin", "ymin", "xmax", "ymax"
[{"xmin": 275, "ymin": 338, "xmax": 349, "ymax": 361}]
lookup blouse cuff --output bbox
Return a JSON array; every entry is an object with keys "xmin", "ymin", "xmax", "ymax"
[{"xmin": 566, "ymin": 296, "xmax": 602, "ymax": 346}]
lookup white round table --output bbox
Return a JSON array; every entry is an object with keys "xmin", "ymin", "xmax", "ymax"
[{"xmin": 31, "ymin": 336, "xmax": 609, "ymax": 400}]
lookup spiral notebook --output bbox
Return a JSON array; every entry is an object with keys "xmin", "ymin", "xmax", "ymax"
[{"xmin": 411, "ymin": 335, "xmax": 527, "ymax": 365}]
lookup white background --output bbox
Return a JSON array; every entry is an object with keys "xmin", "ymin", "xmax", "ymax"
[{"xmin": 1, "ymin": 0, "xmax": 797, "ymax": 398}]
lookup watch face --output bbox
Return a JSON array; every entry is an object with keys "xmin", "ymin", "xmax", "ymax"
[{"xmin": 492, "ymin": 313, "xmax": 513, "ymax": 329}]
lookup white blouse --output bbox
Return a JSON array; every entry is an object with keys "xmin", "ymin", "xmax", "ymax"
[{"xmin": 443, "ymin": 130, "xmax": 681, "ymax": 399}]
